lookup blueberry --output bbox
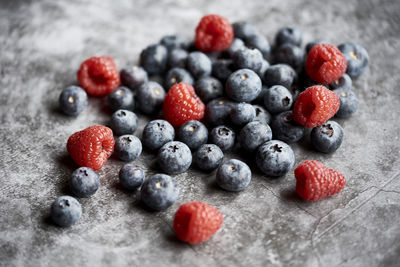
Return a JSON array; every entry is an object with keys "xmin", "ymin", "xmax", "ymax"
[
  {"xmin": 212, "ymin": 59, "xmax": 234, "ymax": 82},
  {"xmin": 193, "ymin": 144, "xmax": 224, "ymax": 171},
  {"xmin": 233, "ymin": 47, "xmax": 264, "ymax": 73},
  {"xmin": 329, "ymin": 73, "xmax": 352, "ymax": 92},
  {"xmin": 70, "ymin": 167, "xmax": 100, "ymax": 198},
  {"xmin": 263, "ymin": 64, "xmax": 296, "ymax": 88},
  {"xmin": 305, "ymin": 39, "xmax": 329, "ymax": 54},
  {"xmin": 51, "ymin": 196, "xmax": 82, "ymax": 227},
  {"xmin": 273, "ymin": 43, "xmax": 304, "ymax": 70},
  {"xmin": 110, "ymin": 109, "xmax": 138, "ymax": 136},
  {"xmin": 107, "ymin": 86, "xmax": 135, "ymax": 112},
  {"xmin": 255, "ymin": 85, "xmax": 269, "ymax": 104},
  {"xmin": 230, "ymin": 102, "xmax": 255, "ymax": 126},
  {"xmin": 120, "ymin": 65, "xmax": 148, "ymax": 90},
  {"xmin": 216, "ymin": 159, "xmax": 251, "ymax": 192},
  {"xmin": 210, "ymin": 126, "xmax": 236, "ymax": 151},
  {"xmin": 333, "ymin": 88, "xmax": 359, "ymax": 118},
  {"xmin": 205, "ymin": 98, "xmax": 235, "ymax": 126},
  {"xmin": 115, "ymin": 135, "xmax": 142, "ymax": 161},
  {"xmin": 275, "ymin": 26, "xmax": 302, "ymax": 47},
  {"xmin": 140, "ymin": 174, "xmax": 179, "ymax": 211},
  {"xmin": 270, "ymin": 111, "xmax": 305, "ymax": 143},
  {"xmin": 311, "ymin": 120, "xmax": 344, "ymax": 153},
  {"xmin": 142, "ymin": 120, "xmax": 175, "ymax": 151},
  {"xmin": 233, "ymin": 21, "xmax": 258, "ymax": 40},
  {"xmin": 226, "ymin": 38, "xmax": 245, "ymax": 57},
  {"xmin": 160, "ymin": 35, "xmax": 187, "ymax": 51},
  {"xmin": 187, "ymin": 52, "xmax": 212, "ymax": 78},
  {"xmin": 119, "ymin": 164, "xmax": 145, "ymax": 190},
  {"xmin": 59, "ymin": 86, "xmax": 88, "ymax": 116},
  {"xmin": 257, "ymin": 59, "xmax": 270, "ymax": 79},
  {"xmin": 164, "ymin": 67, "xmax": 194, "ymax": 90},
  {"xmin": 157, "ymin": 141, "xmax": 192, "ymax": 175},
  {"xmin": 264, "ymin": 85, "xmax": 293, "ymax": 114},
  {"xmin": 194, "ymin": 76, "xmax": 224, "ymax": 103},
  {"xmin": 239, "ymin": 121, "xmax": 273, "ymax": 152},
  {"xmin": 140, "ymin": 44, "xmax": 168, "ymax": 75},
  {"xmin": 136, "ymin": 81, "xmax": 165, "ymax": 114},
  {"xmin": 168, "ymin": 48, "xmax": 188, "ymax": 69},
  {"xmin": 177, "ymin": 120, "xmax": 208, "ymax": 150},
  {"xmin": 245, "ymin": 34, "xmax": 271, "ymax": 59},
  {"xmin": 338, "ymin": 42, "xmax": 369, "ymax": 79},
  {"xmin": 253, "ymin": 105, "xmax": 272, "ymax": 125},
  {"xmin": 226, "ymin": 68, "xmax": 262, "ymax": 102},
  {"xmin": 256, "ymin": 140, "xmax": 295, "ymax": 176}
]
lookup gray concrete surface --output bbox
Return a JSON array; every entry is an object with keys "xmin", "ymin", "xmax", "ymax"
[{"xmin": 1, "ymin": 0, "xmax": 400, "ymax": 266}]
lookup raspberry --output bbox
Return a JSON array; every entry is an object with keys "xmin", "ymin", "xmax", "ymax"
[
  {"xmin": 67, "ymin": 125, "xmax": 115, "ymax": 171},
  {"xmin": 293, "ymin": 85, "xmax": 339, "ymax": 128},
  {"xmin": 163, "ymin": 82, "xmax": 205, "ymax": 127},
  {"xmin": 77, "ymin": 56, "xmax": 120, "ymax": 96},
  {"xmin": 305, "ymin": 43, "xmax": 347, "ymax": 84},
  {"xmin": 173, "ymin": 201, "xmax": 223, "ymax": 244},
  {"xmin": 295, "ymin": 160, "xmax": 346, "ymax": 201},
  {"xmin": 195, "ymin": 14, "xmax": 234, "ymax": 52}
]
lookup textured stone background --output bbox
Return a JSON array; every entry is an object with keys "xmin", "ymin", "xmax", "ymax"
[{"xmin": 1, "ymin": 0, "xmax": 400, "ymax": 266}]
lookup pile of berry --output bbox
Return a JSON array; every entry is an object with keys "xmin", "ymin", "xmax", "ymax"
[{"xmin": 54, "ymin": 14, "xmax": 369, "ymax": 244}]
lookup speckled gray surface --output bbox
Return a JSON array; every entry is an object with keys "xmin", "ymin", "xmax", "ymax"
[{"xmin": 1, "ymin": 0, "xmax": 400, "ymax": 266}]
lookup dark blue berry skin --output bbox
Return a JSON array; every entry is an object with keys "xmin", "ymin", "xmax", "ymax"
[
  {"xmin": 205, "ymin": 98, "xmax": 235, "ymax": 126},
  {"xmin": 51, "ymin": 196, "xmax": 82, "ymax": 227},
  {"xmin": 253, "ymin": 105, "xmax": 272, "ymax": 125},
  {"xmin": 264, "ymin": 85, "xmax": 293, "ymax": 114},
  {"xmin": 245, "ymin": 34, "xmax": 271, "ymax": 60},
  {"xmin": 210, "ymin": 126, "xmax": 236, "ymax": 151},
  {"xmin": 256, "ymin": 140, "xmax": 295, "ymax": 177},
  {"xmin": 59, "ymin": 86, "xmax": 88, "ymax": 116},
  {"xmin": 177, "ymin": 120, "xmax": 208, "ymax": 150},
  {"xmin": 168, "ymin": 48, "xmax": 188, "ymax": 69},
  {"xmin": 305, "ymin": 40, "xmax": 329, "ymax": 54},
  {"xmin": 136, "ymin": 81, "xmax": 165, "ymax": 114},
  {"xmin": 329, "ymin": 73, "xmax": 352, "ymax": 91},
  {"xmin": 233, "ymin": 48, "xmax": 264, "ymax": 73},
  {"xmin": 271, "ymin": 111, "xmax": 305, "ymax": 143},
  {"xmin": 212, "ymin": 59, "xmax": 234, "ymax": 82},
  {"xmin": 194, "ymin": 77, "xmax": 224, "ymax": 103},
  {"xmin": 193, "ymin": 144, "xmax": 224, "ymax": 171},
  {"xmin": 226, "ymin": 38, "xmax": 245, "ymax": 58},
  {"xmin": 120, "ymin": 66, "xmax": 148, "ymax": 90},
  {"xmin": 107, "ymin": 87, "xmax": 135, "ymax": 112},
  {"xmin": 119, "ymin": 164, "xmax": 145, "ymax": 190},
  {"xmin": 226, "ymin": 69, "xmax": 262, "ymax": 102},
  {"xmin": 311, "ymin": 120, "xmax": 344, "ymax": 153},
  {"xmin": 115, "ymin": 135, "xmax": 142, "ymax": 162},
  {"xmin": 140, "ymin": 44, "xmax": 168, "ymax": 75},
  {"xmin": 216, "ymin": 159, "xmax": 251, "ymax": 192},
  {"xmin": 110, "ymin": 109, "xmax": 138, "ymax": 136},
  {"xmin": 187, "ymin": 52, "xmax": 212, "ymax": 78},
  {"xmin": 333, "ymin": 89, "xmax": 359, "ymax": 118},
  {"xmin": 140, "ymin": 174, "xmax": 179, "ymax": 211},
  {"xmin": 257, "ymin": 59, "xmax": 270, "ymax": 79},
  {"xmin": 255, "ymin": 85, "xmax": 269, "ymax": 104},
  {"xmin": 164, "ymin": 67, "xmax": 194, "ymax": 90},
  {"xmin": 160, "ymin": 35, "xmax": 187, "ymax": 51},
  {"xmin": 230, "ymin": 102, "xmax": 255, "ymax": 126},
  {"xmin": 70, "ymin": 167, "xmax": 100, "ymax": 198},
  {"xmin": 142, "ymin": 120, "xmax": 175, "ymax": 151},
  {"xmin": 338, "ymin": 42, "xmax": 369, "ymax": 79},
  {"xmin": 157, "ymin": 141, "xmax": 192, "ymax": 175},
  {"xmin": 273, "ymin": 43, "xmax": 304, "ymax": 70},
  {"xmin": 275, "ymin": 26, "xmax": 302, "ymax": 47},
  {"xmin": 263, "ymin": 64, "xmax": 296, "ymax": 89},
  {"xmin": 239, "ymin": 121, "xmax": 272, "ymax": 152},
  {"xmin": 233, "ymin": 21, "xmax": 258, "ymax": 40}
]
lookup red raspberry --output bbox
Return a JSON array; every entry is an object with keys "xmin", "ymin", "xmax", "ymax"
[
  {"xmin": 77, "ymin": 56, "xmax": 120, "ymax": 96},
  {"xmin": 173, "ymin": 201, "xmax": 223, "ymax": 244},
  {"xmin": 295, "ymin": 160, "xmax": 346, "ymax": 201},
  {"xmin": 67, "ymin": 125, "xmax": 115, "ymax": 171},
  {"xmin": 195, "ymin": 14, "xmax": 234, "ymax": 52},
  {"xmin": 305, "ymin": 43, "xmax": 347, "ymax": 84},
  {"xmin": 163, "ymin": 82, "xmax": 205, "ymax": 127},
  {"xmin": 293, "ymin": 85, "xmax": 340, "ymax": 128}
]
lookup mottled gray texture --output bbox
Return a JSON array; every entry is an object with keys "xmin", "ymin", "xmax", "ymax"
[{"xmin": 0, "ymin": 0, "xmax": 400, "ymax": 266}]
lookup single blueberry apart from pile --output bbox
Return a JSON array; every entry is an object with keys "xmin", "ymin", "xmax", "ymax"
[
  {"xmin": 120, "ymin": 65, "xmax": 148, "ymax": 90},
  {"xmin": 119, "ymin": 164, "xmax": 145, "ymax": 190},
  {"xmin": 210, "ymin": 126, "xmax": 236, "ymax": 151},
  {"xmin": 115, "ymin": 135, "xmax": 142, "ymax": 162},
  {"xmin": 110, "ymin": 109, "xmax": 138, "ymax": 136},
  {"xmin": 142, "ymin": 120, "xmax": 175, "ymax": 151},
  {"xmin": 140, "ymin": 174, "xmax": 179, "ymax": 211},
  {"xmin": 177, "ymin": 120, "xmax": 208, "ymax": 150},
  {"xmin": 193, "ymin": 144, "xmax": 224, "ymax": 172},
  {"xmin": 311, "ymin": 120, "xmax": 344, "ymax": 153},
  {"xmin": 107, "ymin": 86, "xmax": 135, "ymax": 112},
  {"xmin": 157, "ymin": 141, "xmax": 192, "ymax": 175},
  {"xmin": 338, "ymin": 42, "xmax": 369, "ymax": 79},
  {"xmin": 270, "ymin": 111, "xmax": 305, "ymax": 143},
  {"xmin": 216, "ymin": 159, "xmax": 252, "ymax": 192},
  {"xmin": 263, "ymin": 85, "xmax": 293, "ymax": 114},
  {"xmin": 51, "ymin": 196, "xmax": 82, "ymax": 227},
  {"xmin": 59, "ymin": 86, "xmax": 88, "ymax": 116},
  {"xmin": 226, "ymin": 68, "xmax": 262, "ymax": 102},
  {"xmin": 70, "ymin": 167, "xmax": 100, "ymax": 198},
  {"xmin": 136, "ymin": 81, "xmax": 165, "ymax": 114},
  {"xmin": 256, "ymin": 140, "xmax": 295, "ymax": 176},
  {"xmin": 239, "ymin": 121, "xmax": 273, "ymax": 152}
]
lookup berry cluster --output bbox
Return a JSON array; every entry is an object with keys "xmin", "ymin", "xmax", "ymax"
[{"xmin": 55, "ymin": 14, "xmax": 370, "ymax": 244}]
